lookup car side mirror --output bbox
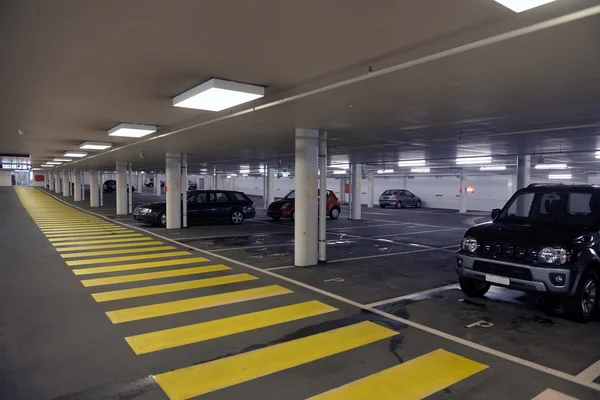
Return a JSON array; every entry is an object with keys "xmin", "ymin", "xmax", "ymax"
[{"xmin": 491, "ymin": 209, "xmax": 501, "ymax": 219}]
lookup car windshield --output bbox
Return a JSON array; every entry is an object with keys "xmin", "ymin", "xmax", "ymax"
[
  {"xmin": 284, "ymin": 190, "xmax": 295, "ymax": 200},
  {"xmin": 498, "ymin": 190, "xmax": 600, "ymax": 227},
  {"xmin": 382, "ymin": 190, "xmax": 396, "ymax": 195}
]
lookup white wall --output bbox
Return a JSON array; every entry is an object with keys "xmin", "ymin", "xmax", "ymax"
[{"xmin": 0, "ymin": 171, "xmax": 12, "ymax": 186}]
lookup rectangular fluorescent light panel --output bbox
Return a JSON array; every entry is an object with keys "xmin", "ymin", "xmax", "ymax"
[
  {"xmin": 377, "ymin": 169, "xmax": 394, "ymax": 174},
  {"xmin": 411, "ymin": 168, "xmax": 430, "ymax": 173},
  {"xmin": 549, "ymin": 174, "xmax": 572, "ymax": 180},
  {"xmin": 494, "ymin": 0, "xmax": 555, "ymax": 13},
  {"xmin": 46, "ymin": 162, "xmax": 62, "ymax": 165},
  {"xmin": 456, "ymin": 156, "xmax": 492, "ymax": 165},
  {"xmin": 398, "ymin": 160, "xmax": 426, "ymax": 167},
  {"xmin": 333, "ymin": 170, "xmax": 347, "ymax": 175},
  {"xmin": 331, "ymin": 163, "xmax": 350, "ymax": 169},
  {"xmin": 595, "ymin": 151, "xmax": 600, "ymax": 159},
  {"xmin": 173, "ymin": 78, "xmax": 265, "ymax": 112},
  {"xmin": 80, "ymin": 141, "xmax": 113, "ymax": 150},
  {"xmin": 64, "ymin": 151, "xmax": 87, "ymax": 158},
  {"xmin": 534, "ymin": 163, "xmax": 567, "ymax": 170},
  {"xmin": 53, "ymin": 158, "xmax": 72, "ymax": 162},
  {"xmin": 41, "ymin": 164, "xmax": 54, "ymax": 167},
  {"xmin": 480, "ymin": 165, "xmax": 507, "ymax": 171},
  {"xmin": 108, "ymin": 123, "xmax": 157, "ymax": 138}
]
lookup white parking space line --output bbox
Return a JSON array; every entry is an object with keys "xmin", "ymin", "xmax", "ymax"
[
  {"xmin": 174, "ymin": 232, "xmax": 290, "ymax": 241},
  {"xmin": 576, "ymin": 359, "xmax": 600, "ymax": 382},
  {"xmin": 372, "ymin": 227, "xmax": 464, "ymax": 238},
  {"xmin": 212, "ymin": 242, "xmax": 293, "ymax": 252},
  {"xmin": 327, "ymin": 223, "xmax": 398, "ymax": 231},
  {"xmin": 327, "ymin": 248, "xmax": 439, "ymax": 263},
  {"xmin": 365, "ymin": 284, "xmax": 460, "ymax": 307},
  {"xmin": 43, "ymin": 189, "xmax": 600, "ymax": 392},
  {"xmin": 265, "ymin": 265, "xmax": 296, "ymax": 271},
  {"xmin": 362, "ymin": 211, "xmax": 397, "ymax": 216},
  {"xmin": 532, "ymin": 388, "xmax": 578, "ymax": 400}
]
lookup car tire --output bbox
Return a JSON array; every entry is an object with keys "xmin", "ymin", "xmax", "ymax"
[
  {"xmin": 158, "ymin": 213, "xmax": 166, "ymax": 227},
  {"xmin": 380, "ymin": 204, "xmax": 386, "ymax": 209},
  {"xmin": 290, "ymin": 210, "xmax": 295, "ymax": 222},
  {"xmin": 148, "ymin": 183, "xmax": 154, "ymax": 187},
  {"xmin": 415, "ymin": 200, "xmax": 422, "ymax": 208},
  {"xmin": 231, "ymin": 210, "xmax": 245, "ymax": 225},
  {"xmin": 330, "ymin": 207, "xmax": 340, "ymax": 220},
  {"xmin": 564, "ymin": 269, "xmax": 599, "ymax": 323},
  {"xmin": 395, "ymin": 201, "xmax": 402, "ymax": 209},
  {"xmin": 459, "ymin": 276, "xmax": 490, "ymax": 297}
]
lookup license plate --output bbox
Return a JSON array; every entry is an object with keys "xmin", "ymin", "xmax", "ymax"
[{"xmin": 485, "ymin": 274, "xmax": 510, "ymax": 285}]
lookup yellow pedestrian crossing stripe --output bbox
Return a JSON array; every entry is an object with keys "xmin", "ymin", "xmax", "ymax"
[
  {"xmin": 154, "ymin": 321, "xmax": 398, "ymax": 400},
  {"xmin": 72, "ymin": 256, "xmax": 210, "ymax": 275},
  {"xmin": 64, "ymin": 251, "xmax": 191, "ymax": 266},
  {"xmin": 127, "ymin": 300, "xmax": 337, "ymax": 354},
  {"xmin": 46, "ymin": 230, "xmax": 133, "ymax": 238},
  {"xmin": 56, "ymin": 241, "xmax": 166, "ymax": 252},
  {"xmin": 61, "ymin": 246, "xmax": 176, "ymax": 258},
  {"xmin": 49, "ymin": 233, "xmax": 143, "ymax": 242},
  {"xmin": 91, "ymin": 273, "xmax": 257, "ymax": 302},
  {"xmin": 308, "ymin": 349, "xmax": 487, "ymax": 400},
  {"xmin": 53, "ymin": 237, "xmax": 155, "ymax": 246},
  {"xmin": 106, "ymin": 285, "xmax": 292, "ymax": 323},
  {"xmin": 42, "ymin": 226, "xmax": 124, "ymax": 233},
  {"xmin": 81, "ymin": 264, "xmax": 232, "ymax": 287}
]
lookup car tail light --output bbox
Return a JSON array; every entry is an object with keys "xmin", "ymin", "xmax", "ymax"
[{"xmin": 391, "ymin": 195, "xmax": 397, "ymax": 199}]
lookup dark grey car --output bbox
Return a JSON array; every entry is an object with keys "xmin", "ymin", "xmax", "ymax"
[{"xmin": 379, "ymin": 189, "xmax": 422, "ymax": 209}]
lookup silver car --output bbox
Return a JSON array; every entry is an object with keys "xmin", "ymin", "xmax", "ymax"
[{"xmin": 379, "ymin": 189, "xmax": 422, "ymax": 209}]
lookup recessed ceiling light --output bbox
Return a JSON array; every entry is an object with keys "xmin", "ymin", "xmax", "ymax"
[
  {"xmin": 480, "ymin": 165, "xmax": 507, "ymax": 171},
  {"xmin": 331, "ymin": 163, "xmax": 349, "ymax": 169},
  {"xmin": 549, "ymin": 174, "xmax": 572, "ymax": 180},
  {"xmin": 333, "ymin": 170, "xmax": 347, "ymax": 175},
  {"xmin": 411, "ymin": 168, "xmax": 430, "ymax": 173},
  {"xmin": 108, "ymin": 123, "xmax": 157, "ymax": 138},
  {"xmin": 595, "ymin": 151, "xmax": 600, "ymax": 159},
  {"xmin": 534, "ymin": 163, "xmax": 568, "ymax": 170},
  {"xmin": 64, "ymin": 151, "xmax": 87, "ymax": 158},
  {"xmin": 377, "ymin": 169, "xmax": 394, "ymax": 174},
  {"xmin": 46, "ymin": 162, "xmax": 62, "ymax": 165},
  {"xmin": 53, "ymin": 158, "xmax": 72, "ymax": 162},
  {"xmin": 455, "ymin": 156, "xmax": 493, "ymax": 165},
  {"xmin": 31, "ymin": 168, "xmax": 42, "ymax": 171},
  {"xmin": 41, "ymin": 164, "xmax": 54, "ymax": 167},
  {"xmin": 494, "ymin": 0, "xmax": 555, "ymax": 13},
  {"xmin": 173, "ymin": 78, "xmax": 264, "ymax": 112},
  {"xmin": 80, "ymin": 141, "xmax": 113, "ymax": 150},
  {"xmin": 398, "ymin": 160, "xmax": 426, "ymax": 167}
]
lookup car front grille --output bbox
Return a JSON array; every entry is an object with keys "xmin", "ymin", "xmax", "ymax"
[
  {"xmin": 478, "ymin": 241, "xmax": 538, "ymax": 263},
  {"xmin": 473, "ymin": 260, "xmax": 533, "ymax": 281}
]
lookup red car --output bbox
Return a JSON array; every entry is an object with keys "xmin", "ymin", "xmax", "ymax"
[{"xmin": 267, "ymin": 190, "xmax": 341, "ymax": 221}]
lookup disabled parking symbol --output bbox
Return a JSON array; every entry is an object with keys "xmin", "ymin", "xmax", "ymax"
[{"xmin": 465, "ymin": 320, "xmax": 494, "ymax": 328}]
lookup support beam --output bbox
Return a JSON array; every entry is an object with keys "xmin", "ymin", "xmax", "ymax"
[
  {"xmin": 367, "ymin": 170, "xmax": 375, "ymax": 208},
  {"xmin": 165, "ymin": 153, "xmax": 182, "ymax": 229},
  {"xmin": 73, "ymin": 171, "xmax": 82, "ymax": 201},
  {"xmin": 294, "ymin": 128, "xmax": 319, "ymax": 267},
  {"xmin": 116, "ymin": 162, "xmax": 128, "ymax": 215},
  {"xmin": 459, "ymin": 170, "xmax": 467, "ymax": 214},
  {"xmin": 154, "ymin": 173, "xmax": 161, "ymax": 196},
  {"xmin": 90, "ymin": 169, "xmax": 99, "ymax": 207},
  {"xmin": 318, "ymin": 131, "xmax": 327, "ymax": 262},
  {"xmin": 350, "ymin": 164, "xmax": 362, "ymax": 220},
  {"xmin": 182, "ymin": 154, "xmax": 188, "ymax": 228}
]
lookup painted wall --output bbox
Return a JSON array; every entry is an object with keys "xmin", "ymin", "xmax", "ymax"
[{"xmin": 0, "ymin": 171, "xmax": 12, "ymax": 186}]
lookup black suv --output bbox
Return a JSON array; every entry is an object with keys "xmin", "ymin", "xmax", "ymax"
[{"xmin": 456, "ymin": 184, "xmax": 600, "ymax": 322}]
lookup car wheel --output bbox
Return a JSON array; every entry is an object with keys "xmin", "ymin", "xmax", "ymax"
[
  {"xmin": 148, "ymin": 183, "xmax": 154, "ymax": 187},
  {"xmin": 270, "ymin": 216, "xmax": 281, "ymax": 221},
  {"xmin": 330, "ymin": 207, "xmax": 340, "ymax": 220},
  {"xmin": 231, "ymin": 210, "xmax": 245, "ymax": 225},
  {"xmin": 564, "ymin": 269, "xmax": 599, "ymax": 323},
  {"xmin": 158, "ymin": 213, "xmax": 166, "ymax": 227},
  {"xmin": 290, "ymin": 210, "xmax": 295, "ymax": 222},
  {"xmin": 415, "ymin": 200, "xmax": 422, "ymax": 208},
  {"xmin": 395, "ymin": 201, "xmax": 402, "ymax": 209},
  {"xmin": 380, "ymin": 204, "xmax": 386, "ymax": 209},
  {"xmin": 459, "ymin": 276, "xmax": 490, "ymax": 297}
]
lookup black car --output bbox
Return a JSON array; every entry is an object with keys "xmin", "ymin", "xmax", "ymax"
[
  {"xmin": 103, "ymin": 180, "xmax": 136, "ymax": 193},
  {"xmin": 456, "ymin": 184, "xmax": 600, "ymax": 322},
  {"xmin": 133, "ymin": 190, "xmax": 255, "ymax": 227}
]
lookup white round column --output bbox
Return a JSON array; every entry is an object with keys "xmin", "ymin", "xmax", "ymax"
[
  {"xmin": 90, "ymin": 169, "xmax": 99, "ymax": 207},
  {"xmin": 116, "ymin": 162, "xmax": 128, "ymax": 215},
  {"xmin": 166, "ymin": 153, "xmax": 182, "ymax": 229},
  {"xmin": 73, "ymin": 171, "xmax": 82, "ymax": 201}
]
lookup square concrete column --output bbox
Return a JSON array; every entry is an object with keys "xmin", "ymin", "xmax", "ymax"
[
  {"xmin": 90, "ymin": 169, "xmax": 99, "ymax": 207},
  {"xmin": 62, "ymin": 170, "xmax": 69, "ymax": 197},
  {"xmin": 339, "ymin": 177, "xmax": 345, "ymax": 204},
  {"xmin": 153, "ymin": 173, "xmax": 161, "ymax": 196},
  {"xmin": 127, "ymin": 164, "xmax": 133, "ymax": 214},
  {"xmin": 350, "ymin": 164, "xmax": 362, "ymax": 220},
  {"xmin": 367, "ymin": 171, "xmax": 375, "ymax": 208},
  {"xmin": 517, "ymin": 155, "xmax": 531, "ymax": 190},
  {"xmin": 49, "ymin": 172, "xmax": 55, "ymax": 191},
  {"xmin": 99, "ymin": 172, "xmax": 104, "ymax": 207},
  {"xmin": 181, "ymin": 153, "xmax": 188, "ymax": 228},
  {"xmin": 116, "ymin": 162, "xmax": 128, "ymax": 215},
  {"xmin": 294, "ymin": 128, "xmax": 319, "ymax": 267},
  {"xmin": 55, "ymin": 173, "xmax": 61, "ymax": 194},
  {"xmin": 318, "ymin": 131, "xmax": 327, "ymax": 262},
  {"xmin": 165, "ymin": 153, "xmax": 182, "ymax": 229},
  {"xmin": 73, "ymin": 171, "xmax": 82, "ymax": 201},
  {"xmin": 459, "ymin": 170, "xmax": 467, "ymax": 214}
]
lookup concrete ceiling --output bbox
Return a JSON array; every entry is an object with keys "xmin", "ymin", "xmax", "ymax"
[{"xmin": 2, "ymin": 0, "xmax": 600, "ymax": 176}]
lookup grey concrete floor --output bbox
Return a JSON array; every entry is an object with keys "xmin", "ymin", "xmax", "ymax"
[{"xmin": 2, "ymin": 186, "xmax": 600, "ymax": 399}]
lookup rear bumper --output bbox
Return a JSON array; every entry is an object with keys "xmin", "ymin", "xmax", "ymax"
[
  {"xmin": 245, "ymin": 210, "xmax": 256, "ymax": 219},
  {"xmin": 379, "ymin": 199, "xmax": 397, "ymax": 205},
  {"xmin": 267, "ymin": 209, "xmax": 292, "ymax": 218},
  {"xmin": 455, "ymin": 251, "xmax": 574, "ymax": 295}
]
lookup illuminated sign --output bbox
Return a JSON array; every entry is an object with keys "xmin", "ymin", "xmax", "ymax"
[{"xmin": 2, "ymin": 164, "xmax": 31, "ymax": 170}]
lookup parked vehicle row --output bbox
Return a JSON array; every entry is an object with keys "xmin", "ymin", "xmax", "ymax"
[
  {"xmin": 102, "ymin": 180, "xmax": 136, "ymax": 193},
  {"xmin": 267, "ymin": 190, "xmax": 341, "ymax": 221}
]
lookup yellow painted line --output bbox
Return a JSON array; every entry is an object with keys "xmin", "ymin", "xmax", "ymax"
[
  {"xmin": 47, "ymin": 230, "xmax": 134, "ymax": 238},
  {"xmin": 65, "ymin": 251, "xmax": 190, "ymax": 266},
  {"xmin": 82, "ymin": 264, "xmax": 232, "ymax": 287},
  {"xmin": 154, "ymin": 321, "xmax": 397, "ymax": 399},
  {"xmin": 43, "ymin": 228, "xmax": 130, "ymax": 235},
  {"xmin": 61, "ymin": 246, "xmax": 176, "ymax": 258},
  {"xmin": 42, "ymin": 227, "xmax": 123, "ymax": 233},
  {"xmin": 127, "ymin": 300, "xmax": 336, "ymax": 354},
  {"xmin": 107, "ymin": 284, "xmax": 291, "ymax": 323},
  {"xmin": 49, "ymin": 233, "xmax": 143, "ymax": 242},
  {"xmin": 308, "ymin": 349, "xmax": 487, "ymax": 400},
  {"xmin": 56, "ymin": 241, "xmax": 166, "ymax": 252},
  {"xmin": 39, "ymin": 225, "xmax": 118, "ymax": 230},
  {"xmin": 92, "ymin": 272, "xmax": 256, "ymax": 302},
  {"xmin": 53, "ymin": 237, "xmax": 154, "ymax": 247},
  {"xmin": 73, "ymin": 256, "xmax": 210, "ymax": 275},
  {"xmin": 37, "ymin": 222, "xmax": 115, "ymax": 227}
]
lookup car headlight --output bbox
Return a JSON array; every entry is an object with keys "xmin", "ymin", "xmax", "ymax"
[
  {"xmin": 139, "ymin": 208, "xmax": 152, "ymax": 215},
  {"xmin": 281, "ymin": 204, "xmax": 291, "ymax": 210},
  {"xmin": 461, "ymin": 237, "xmax": 478, "ymax": 253},
  {"xmin": 538, "ymin": 247, "xmax": 567, "ymax": 265}
]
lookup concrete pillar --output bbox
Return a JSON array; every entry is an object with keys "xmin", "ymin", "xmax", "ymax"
[
  {"xmin": 127, "ymin": 164, "xmax": 133, "ymax": 214},
  {"xmin": 99, "ymin": 172, "xmax": 104, "ymax": 207},
  {"xmin": 517, "ymin": 155, "xmax": 531, "ymax": 190},
  {"xmin": 196, "ymin": 175, "xmax": 202, "ymax": 190},
  {"xmin": 350, "ymin": 163, "xmax": 362, "ymax": 220},
  {"xmin": 403, "ymin": 176, "xmax": 408, "ymax": 190},
  {"xmin": 266, "ymin": 168, "xmax": 275, "ymax": 206},
  {"xmin": 339, "ymin": 177, "xmax": 345, "ymax": 204},
  {"xmin": 216, "ymin": 174, "xmax": 223, "ymax": 190},
  {"xmin": 166, "ymin": 152, "xmax": 182, "ymax": 229},
  {"xmin": 231, "ymin": 176, "xmax": 236, "ymax": 190},
  {"xmin": 137, "ymin": 172, "xmax": 144, "ymax": 193},
  {"xmin": 90, "ymin": 169, "xmax": 99, "ymax": 207},
  {"xmin": 73, "ymin": 171, "xmax": 82, "ymax": 201},
  {"xmin": 116, "ymin": 162, "xmax": 128, "ymax": 215},
  {"xmin": 55, "ymin": 173, "xmax": 61, "ymax": 194},
  {"xmin": 318, "ymin": 131, "xmax": 327, "ymax": 262},
  {"xmin": 367, "ymin": 171, "xmax": 375, "ymax": 208},
  {"xmin": 459, "ymin": 170, "xmax": 467, "ymax": 214},
  {"xmin": 62, "ymin": 170, "xmax": 69, "ymax": 197},
  {"xmin": 49, "ymin": 172, "xmax": 55, "ymax": 191},
  {"xmin": 182, "ymin": 153, "xmax": 188, "ymax": 228},
  {"xmin": 81, "ymin": 171, "xmax": 85, "ymax": 201},
  {"xmin": 294, "ymin": 128, "xmax": 319, "ymax": 267},
  {"xmin": 154, "ymin": 173, "xmax": 161, "ymax": 196}
]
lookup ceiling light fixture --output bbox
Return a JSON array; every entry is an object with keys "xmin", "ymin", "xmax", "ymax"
[
  {"xmin": 494, "ymin": 0, "xmax": 555, "ymax": 13},
  {"xmin": 46, "ymin": 162, "xmax": 62, "ymax": 165},
  {"xmin": 534, "ymin": 163, "xmax": 568, "ymax": 170},
  {"xmin": 64, "ymin": 151, "xmax": 87, "ymax": 158},
  {"xmin": 455, "ymin": 156, "xmax": 493, "ymax": 165},
  {"xmin": 398, "ymin": 160, "xmax": 426, "ymax": 167},
  {"xmin": 108, "ymin": 123, "xmax": 157, "ymax": 138},
  {"xmin": 331, "ymin": 163, "xmax": 350, "ymax": 169},
  {"xmin": 480, "ymin": 165, "xmax": 507, "ymax": 171},
  {"xmin": 595, "ymin": 151, "xmax": 600, "ymax": 159},
  {"xmin": 53, "ymin": 158, "xmax": 72, "ymax": 162},
  {"xmin": 80, "ymin": 141, "xmax": 113, "ymax": 150},
  {"xmin": 41, "ymin": 164, "xmax": 54, "ymax": 168},
  {"xmin": 411, "ymin": 168, "xmax": 430, "ymax": 173},
  {"xmin": 173, "ymin": 78, "xmax": 265, "ymax": 112},
  {"xmin": 333, "ymin": 170, "xmax": 347, "ymax": 175},
  {"xmin": 549, "ymin": 174, "xmax": 572, "ymax": 180},
  {"xmin": 377, "ymin": 169, "xmax": 394, "ymax": 174}
]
